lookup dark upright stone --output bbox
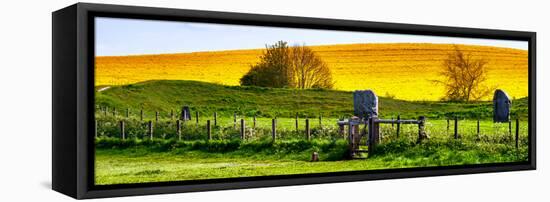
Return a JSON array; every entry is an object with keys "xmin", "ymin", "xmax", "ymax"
[
  {"xmin": 493, "ymin": 89, "xmax": 511, "ymax": 123},
  {"xmin": 180, "ymin": 106, "xmax": 192, "ymax": 121},
  {"xmin": 353, "ymin": 90, "xmax": 378, "ymax": 119}
]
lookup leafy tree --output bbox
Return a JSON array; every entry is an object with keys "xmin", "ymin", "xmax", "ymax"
[
  {"xmin": 240, "ymin": 41, "xmax": 293, "ymax": 88},
  {"xmin": 241, "ymin": 41, "xmax": 333, "ymax": 89}
]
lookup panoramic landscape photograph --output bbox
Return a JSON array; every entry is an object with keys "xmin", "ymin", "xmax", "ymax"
[{"xmin": 93, "ymin": 17, "xmax": 529, "ymax": 185}]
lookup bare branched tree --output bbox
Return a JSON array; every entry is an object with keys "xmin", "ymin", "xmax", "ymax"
[
  {"xmin": 289, "ymin": 44, "xmax": 334, "ymax": 89},
  {"xmin": 437, "ymin": 45, "xmax": 491, "ymax": 102}
]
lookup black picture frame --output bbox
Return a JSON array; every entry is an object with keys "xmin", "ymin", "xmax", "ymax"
[{"xmin": 52, "ymin": 2, "xmax": 536, "ymax": 199}]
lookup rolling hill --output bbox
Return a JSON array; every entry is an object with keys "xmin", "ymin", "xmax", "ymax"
[
  {"xmin": 95, "ymin": 43, "xmax": 528, "ymax": 101},
  {"xmin": 95, "ymin": 80, "xmax": 528, "ymax": 119}
]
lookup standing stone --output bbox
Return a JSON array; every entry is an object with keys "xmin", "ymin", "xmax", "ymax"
[
  {"xmin": 353, "ymin": 90, "xmax": 378, "ymax": 118},
  {"xmin": 493, "ymin": 89, "xmax": 511, "ymax": 123},
  {"xmin": 180, "ymin": 106, "xmax": 192, "ymax": 121}
]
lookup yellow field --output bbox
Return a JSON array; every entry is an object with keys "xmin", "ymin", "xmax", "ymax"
[{"xmin": 95, "ymin": 43, "xmax": 528, "ymax": 101}]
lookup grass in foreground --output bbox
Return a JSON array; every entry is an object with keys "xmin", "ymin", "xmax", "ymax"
[{"xmin": 95, "ymin": 134, "xmax": 528, "ymax": 185}]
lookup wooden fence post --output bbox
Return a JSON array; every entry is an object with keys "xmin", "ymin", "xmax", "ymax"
[
  {"xmin": 177, "ymin": 120, "xmax": 182, "ymax": 140},
  {"xmin": 295, "ymin": 114, "xmax": 299, "ymax": 131},
  {"xmin": 240, "ymin": 119, "xmax": 245, "ymax": 140},
  {"xmin": 305, "ymin": 119, "xmax": 311, "ymax": 140},
  {"xmin": 196, "ymin": 111, "xmax": 199, "ymax": 125},
  {"xmin": 508, "ymin": 119, "xmax": 512, "ymax": 139},
  {"xmin": 271, "ymin": 118, "xmax": 277, "ymax": 141},
  {"xmin": 338, "ymin": 118, "xmax": 345, "ymax": 138},
  {"xmin": 396, "ymin": 115, "xmax": 401, "ymax": 138},
  {"xmin": 148, "ymin": 120, "xmax": 153, "ymax": 140},
  {"xmin": 207, "ymin": 120, "xmax": 211, "ymax": 140},
  {"xmin": 155, "ymin": 111, "xmax": 159, "ymax": 122},
  {"xmin": 120, "ymin": 120, "xmax": 125, "ymax": 140},
  {"xmin": 319, "ymin": 115, "xmax": 322, "ymax": 127},
  {"xmin": 368, "ymin": 117, "xmax": 380, "ymax": 152},
  {"xmin": 454, "ymin": 117, "xmax": 458, "ymax": 139},
  {"xmin": 417, "ymin": 116, "xmax": 427, "ymax": 143},
  {"xmin": 447, "ymin": 118, "xmax": 450, "ymax": 135},
  {"xmin": 233, "ymin": 113, "xmax": 237, "ymax": 129},
  {"xmin": 253, "ymin": 116, "xmax": 256, "ymax": 128},
  {"xmin": 140, "ymin": 109, "xmax": 143, "ymax": 121},
  {"xmin": 515, "ymin": 118, "xmax": 519, "ymax": 149},
  {"xmin": 348, "ymin": 119, "xmax": 353, "ymax": 146},
  {"xmin": 477, "ymin": 118, "xmax": 480, "ymax": 139},
  {"xmin": 362, "ymin": 117, "xmax": 368, "ymax": 134},
  {"xmin": 214, "ymin": 112, "xmax": 217, "ymax": 126}
]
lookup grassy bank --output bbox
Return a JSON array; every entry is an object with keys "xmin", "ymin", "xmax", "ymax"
[{"xmin": 95, "ymin": 80, "xmax": 528, "ymax": 119}]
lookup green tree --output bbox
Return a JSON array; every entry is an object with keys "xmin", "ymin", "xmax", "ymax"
[
  {"xmin": 240, "ymin": 41, "xmax": 293, "ymax": 88},
  {"xmin": 240, "ymin": 41, "xmax": 333, "ymax": 89}
]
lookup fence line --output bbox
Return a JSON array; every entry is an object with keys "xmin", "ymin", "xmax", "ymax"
[{"xmin": 95, "ymin": 107, "xmax": 524, "ymax": 148}]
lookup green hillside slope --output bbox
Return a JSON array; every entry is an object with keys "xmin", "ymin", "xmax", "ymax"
[{"xmin": 95, "ymin": 80, "xmax": 528, "ymax": 119}]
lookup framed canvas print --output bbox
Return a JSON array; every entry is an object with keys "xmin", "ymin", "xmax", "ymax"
[{"xmin": 52, "ymin": 3, "xmax": 536, "ymax": 199}]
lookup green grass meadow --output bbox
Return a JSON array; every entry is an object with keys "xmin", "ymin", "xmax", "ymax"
[
  {"xmin": 94, "ymin": 80, "xmax": 529, "ymax": 185},
  {"xmin": 95, "ymin": 80, "xmax": 528, "ymax": 119},
  {"xmin": 95, "ymin": 118, "xmax": 529, "ymax": 185}
]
